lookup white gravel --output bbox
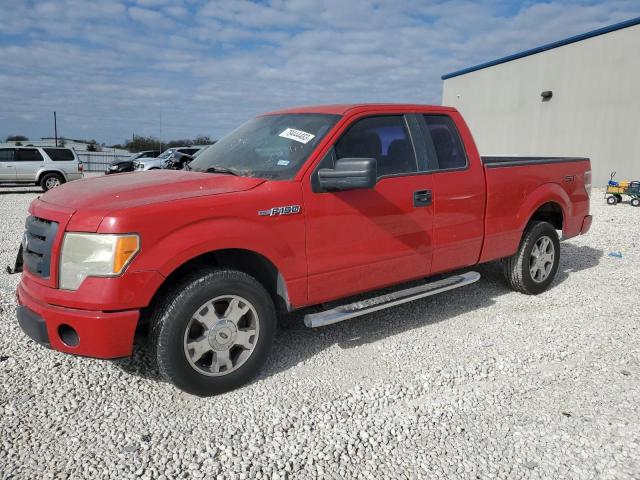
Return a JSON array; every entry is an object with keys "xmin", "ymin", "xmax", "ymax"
[{"xmin": 1, "ymin": 186, "xmax": 639, "ymax": 479}]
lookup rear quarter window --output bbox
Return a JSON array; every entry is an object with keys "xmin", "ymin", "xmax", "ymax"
[
  {"xmin": 421, "ymin": 115, "xmax": 468, "ymax": 170},
  {"xmin": 43, "ymin": 148, "xmax": 75, "ymax": 161}
]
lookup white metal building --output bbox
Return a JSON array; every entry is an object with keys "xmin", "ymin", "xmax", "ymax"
[{"xmin": 442, "ymin": 17, "xmax": 640, "ymax": 185}]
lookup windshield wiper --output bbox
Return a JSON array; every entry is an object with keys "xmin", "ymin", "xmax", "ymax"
[{"xmin": 205, "ymin": 166, "xmax": 240, "ymax": 176}]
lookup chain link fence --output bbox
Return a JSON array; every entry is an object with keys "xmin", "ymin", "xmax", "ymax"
[{"xmin": 76, "ymin": 151, "xmax": 131, "ymax": 172}]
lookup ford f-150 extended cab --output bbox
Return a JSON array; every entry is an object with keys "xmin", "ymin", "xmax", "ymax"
[{"xmin": 12, "ymin": 104, "xmax": 592, "ymax": 396}]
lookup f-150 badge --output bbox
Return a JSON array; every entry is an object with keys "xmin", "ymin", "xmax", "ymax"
[{"xmin": 258, "ymin": 205, "xmax": 301, "ymax": 216}]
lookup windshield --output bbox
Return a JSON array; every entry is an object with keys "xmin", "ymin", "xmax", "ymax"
[
  {"xmin": 158, "ymin": 148, "xmax": 176, "ymax": 160},
  {"xmin": 188, "ymin": 114, "xmax": 340, "ymax": 179}
]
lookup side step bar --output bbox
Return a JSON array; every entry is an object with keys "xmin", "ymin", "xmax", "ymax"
[{"xmin": 304, "ymin": 271, "xmax": 481, "ymax": 328}]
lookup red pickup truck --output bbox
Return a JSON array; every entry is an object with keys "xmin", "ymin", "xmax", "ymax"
[{"xmin": 13, "ymin": 104, "xmax": 592, "ymax": 395}]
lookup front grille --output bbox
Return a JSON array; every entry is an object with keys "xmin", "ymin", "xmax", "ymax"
[{"xmin": 23, "ymin": 216, "xmax": 59, "ymax": 279}]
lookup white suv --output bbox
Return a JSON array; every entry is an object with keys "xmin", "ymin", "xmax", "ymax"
[{"xmin": 0, "ymin": 146, "xmax": 83, "ymax": 191}]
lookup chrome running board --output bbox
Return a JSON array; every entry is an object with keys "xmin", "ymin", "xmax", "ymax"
[{"xmin": 304, "ymin": 271, "xmax": 481, "ymax": 328}]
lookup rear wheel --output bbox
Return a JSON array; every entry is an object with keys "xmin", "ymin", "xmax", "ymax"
[
  {"xmin": 150, "ymin": 269, "xmax": 276, "ymax": 396},
  {"xmin": 40, "ymin": 173, "xmax": 64, "ymax": 191},
  {"xmin": 632, "ymin": 198, "xmax": 640, "ymax": 207},
  {"xmin": 503, "ymin": 221, "xmax": 560, "ymax": 295},
  {"xmin": 606, "ymin": 195, "xmax": 617, "ymax": 205}
]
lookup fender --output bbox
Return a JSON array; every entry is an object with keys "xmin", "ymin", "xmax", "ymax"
[
  {"xmin": 480, "ymin": 182, "xmax": 571, "ymax": 263},
  {"xmin": 514, "ymin": 182, "xmax": 571, "ymax": 235},
  {"xmin": 132, "ymin": 216, "xmax": 306, "ymax": 305},
  {"xmin": 36, "ymin": 167, "xmax": 69, "ymax": 182}
]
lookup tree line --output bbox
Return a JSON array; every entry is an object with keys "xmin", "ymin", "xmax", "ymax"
[
  {"xmin": 113, "ymin": 135, "xmax": 215, "ymax": 153},
  {"xmin": 5, "ymin": 134, "xmax": 215, "ymax": 152}
]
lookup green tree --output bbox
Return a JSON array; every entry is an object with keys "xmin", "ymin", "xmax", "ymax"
[
  {"xmin": 192, "ymin": 136, "xmax": 214, "ymax": 145},
  {"xmin": 86, "ymin": 140, "xmax": 101, "ymax": 152},
  {"xmin": 125, "ymin": 135, "xmax": 162, "ymax": 153},
  {"xmin": 6, "ymin": 135, "xmax": 29, "ymax": 142}
]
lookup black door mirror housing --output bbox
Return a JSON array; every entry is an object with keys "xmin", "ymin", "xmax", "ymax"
[{"xmin": 317, "ymin": 158, "xmax": 377, "ymax": 192}]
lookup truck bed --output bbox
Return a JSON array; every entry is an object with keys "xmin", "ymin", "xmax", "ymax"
[
  {"xmin": 479, "ymin": 156, "xmax": 591, "ymax": 263},
  {"xmin": 481, "ymin": 156, "xmax": 589, "ymax": 167}
]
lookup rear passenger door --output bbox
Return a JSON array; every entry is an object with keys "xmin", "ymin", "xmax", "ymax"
[
  {"xmin": 415, "ymin": 113, "xmax": 486, "ymax": 274},
  {"xmin": 303, "ymin": 114, "xmax": 435, "ymax": 304},
  {"xmin": 0, "ymin": 148, "xmax": 16, "ymax": 181},
  {"xmin": 14, "ymin": 148, "xmax": 45, "ymax": 181}
]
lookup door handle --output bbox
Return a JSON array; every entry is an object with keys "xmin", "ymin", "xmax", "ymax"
[{"xmin": 413, "ymin": 189, "xmax": 432, "ymax": 207}]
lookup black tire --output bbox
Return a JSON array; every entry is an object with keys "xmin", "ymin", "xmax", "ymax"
[
  {"xmin": 502, "ymin": 221, "xmax": 560, "ymax": 295},
  {"xmin": 632, "ymin": 198, "xmax": 640, "ymax": 207},
  {"xmin": 150, "ymin": 269, "xmax": 276, "ymax": 396},
  {"xmin": 606, "ymin": 196, "xmax": 617, "ymax": 205},
  {"xmin": 40, "ymin": 173, "xmax": 64, "ymax": 191}
]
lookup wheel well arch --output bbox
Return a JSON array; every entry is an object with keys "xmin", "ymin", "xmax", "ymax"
[
  {"xmin": 148, "ymin": 248, "xmax": 290, "ymax": 317},
  {"xmin": 528, "ymin": 201, "xmax": 564, "ymax": 231},
  {"xmin": 37, "ymin": 170, "xmax": 66, "ymax": 183}
]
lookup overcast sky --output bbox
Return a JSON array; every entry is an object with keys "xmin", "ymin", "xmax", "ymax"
[{"xmin": 1, "ymin": 0, "xmax": 639, "ymax": 145}]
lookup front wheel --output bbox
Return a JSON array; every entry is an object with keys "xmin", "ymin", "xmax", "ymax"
[
  {"xmin": 150, "ymin": 269, "xmax": 276, "ymax": 396},
  {"xmin": 503, "ymin": 221, "xmax": 560, "ymax": 295},
  {"xmin": 632, "ymin": 198, "xmax": 640, "ymax": 207}
]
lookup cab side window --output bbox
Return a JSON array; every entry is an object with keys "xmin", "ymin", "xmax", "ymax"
[
  {"xmin": 422, "ymin": 115, "xmax": 467, "ymax": 170},
  {"xmin": 0, "ymin": 148, "xmax": 14, "ymax": 162},
  {"xmin": 335, "ymin": 116, "xmax": 417, "ymax": 178}
]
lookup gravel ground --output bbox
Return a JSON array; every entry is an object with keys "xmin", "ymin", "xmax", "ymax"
[{"xmin": 1, "ymin": 186, "xmax": 639, "ymax": 479}]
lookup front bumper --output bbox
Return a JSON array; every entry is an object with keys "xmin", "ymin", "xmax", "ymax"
[
  {"xmin": 65, "ymin": 172, "xmax": 84, "ymax": 181},
  {"xmin": 580, "ymin": 215, "xmax": 593, "ymax": 234},
  {"xmin": 17, "ymin": 282, "xmax": 139, "ymax": 359}
]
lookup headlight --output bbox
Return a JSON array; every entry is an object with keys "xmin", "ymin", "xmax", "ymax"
[{"xmin": 59, "ymin": 233, "xmax": 140, "ymax": 290}]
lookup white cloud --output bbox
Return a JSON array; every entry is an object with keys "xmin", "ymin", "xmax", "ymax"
[
  {"xmin": 1, "ymin": 0, "xmax": 639, "ymax": 143},
  {"xmin": 165, "ymin": 5, "xmax": 189, "ymax": 18},
  {"xmin": 128, "ymin": 6, "xmax": 173, "ymax": 28}
]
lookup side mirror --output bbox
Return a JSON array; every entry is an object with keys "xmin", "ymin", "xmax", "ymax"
[{"xmin": 317, "ymin": 158, "xmax": 377, "ymax": 192}]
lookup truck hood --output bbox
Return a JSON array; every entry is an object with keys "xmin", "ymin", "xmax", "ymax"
[{"xmin": 40, "ymin": 170, "xmax": 265, "ymax": 229}]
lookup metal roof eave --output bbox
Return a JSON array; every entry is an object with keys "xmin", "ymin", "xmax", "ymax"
[{"xmin": 441, "ymin": 16, "xmax": 640, "ymax": 80}]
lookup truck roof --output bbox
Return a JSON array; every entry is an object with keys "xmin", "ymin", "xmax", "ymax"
[{"xmin": 265, "ymin": 103, "xmax": 457, "ymax": 116}]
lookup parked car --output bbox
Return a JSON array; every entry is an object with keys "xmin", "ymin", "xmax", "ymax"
[
  {"xmin": 134, "ymin": 147, "xmax": 205, "ymax": 171},
  {"xmin": 0, "ymin": 146, "xmax": 83, "ymax": 191},
  {"xmin": 163, "ymin": 145, "xmax": 213, "ymax": 170},
  {"xmin": 12, "ymin": 104, "xmax": 592, "ymax": 396},
  {"xmin": 106, "ymin": 150, "xmax": 160, "ymax": 175}
]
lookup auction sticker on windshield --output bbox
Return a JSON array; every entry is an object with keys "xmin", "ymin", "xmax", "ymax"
[{"xmin": 279, "ymin": 128, "xmax": 315, "ymax": 144}]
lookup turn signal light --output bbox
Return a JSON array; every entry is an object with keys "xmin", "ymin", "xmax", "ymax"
[{"xmin": 114, "ymin": 235, "xmax": 140, "ymax": 273}]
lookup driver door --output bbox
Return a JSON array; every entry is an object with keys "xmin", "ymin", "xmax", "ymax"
[{"xmin": 302, "ymin": 114, "xmax": 434, "ymax": 305}]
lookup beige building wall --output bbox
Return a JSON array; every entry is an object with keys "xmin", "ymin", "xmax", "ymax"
[{"xmin": 442, "ymin": 24, "xmax": 640, "ymax": 185}]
